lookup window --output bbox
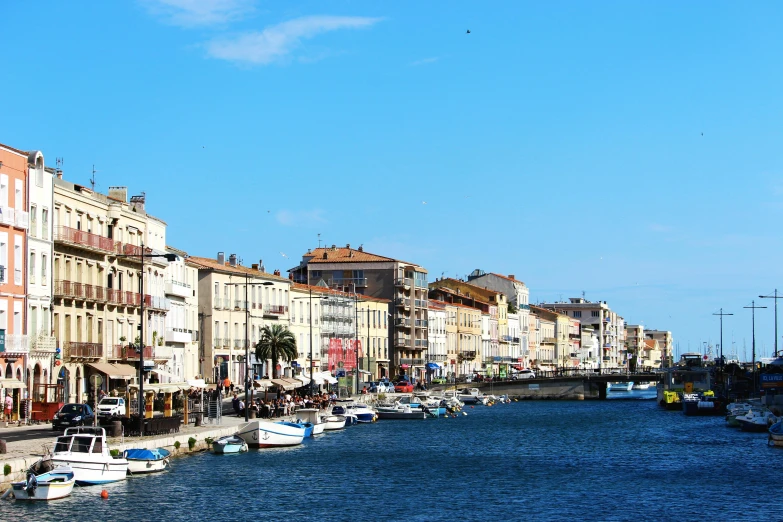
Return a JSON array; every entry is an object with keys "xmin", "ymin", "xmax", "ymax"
[
  {"xmin": 13, "ymin": 236, "xmax": 21, "ymax": 285},
  {"xmin": 0, "ymin": 175, "xmax": 7, "ymax": 207},
  {"xmin": 29, "ymin": 252, "xmax": 35, "ymax": 284},
  {"xmin": 591, "ymin": 311, "xmax": 599, "ymax": 318},
  {"xmin": 291, "ymin": 301, "xmax": 296, "ymax": 322},
  {"xmin": 573, "ymin": 311, "xmax": 581, "ymax": 318},
  {"xmin": 30, "ymin": 205, "xmax": 37, "ymax": 238},
  {"xmin": 41, "ymin": 208, "xmax": 49, "ymax": 239}
]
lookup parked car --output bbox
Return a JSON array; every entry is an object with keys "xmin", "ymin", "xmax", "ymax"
[
  {"xmin": 52, "ymin": 403, "xmax": 95, "ymax": 431},
  {"xmin": 431, "ymin": 377, "xmax": 447, "ymax": 384},
  {"xmin": 514, "ymin": 369, "xmax": 536, "ymax": 380},
  {"xmin": 96, "ymin": 397, "xmax": 126, "ymax": 418},
  {"xmin": 394, "ymin": 381, "xmax": 414, "ymax": 393},
  {"xmin": 377, "ymin": 381, "xmax": 395, "ymax": 393}
]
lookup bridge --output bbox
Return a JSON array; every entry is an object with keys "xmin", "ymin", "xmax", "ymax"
[{"xmin": 433, "ymin": 372, "xmax": 662, "ymax": 400}]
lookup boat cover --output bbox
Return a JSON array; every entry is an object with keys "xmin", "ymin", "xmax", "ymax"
[{"xmin": 124, "ymin": 448, "xmax": 171, "ymax": 461}]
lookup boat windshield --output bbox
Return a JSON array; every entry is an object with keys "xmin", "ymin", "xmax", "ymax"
[
  {"xmin": 72, "ymin": 436, "xmax": 94, "ymax": 453},
  {"xmin": 54, "ymin": 436, "xmax": 71, "ymax": 453}
]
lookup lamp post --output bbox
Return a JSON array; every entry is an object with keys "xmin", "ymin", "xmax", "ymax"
[
  {"xmin": 228, "ymin": 276, "xmax": 273, "ymax": 421},
  {"xmin": 116, "ymin": 242, "xmax": 177, "ymax": 437},
  {"xmin": 759, "ymin": 290, "xmax": 782, "ymax": 357},
  {"xmin": 712, "ymin": 308, "xmax": 733, "ymax": 366},
  {"xmin": 744, "ymin": 301, "xmax": 766, "ymax": 397},
  {"xmin": 354, "ymin": 291, "xmax": 359, "ymax": 395}
]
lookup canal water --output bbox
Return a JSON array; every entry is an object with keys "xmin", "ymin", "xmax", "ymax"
[{"xmin": 15, "ymin": 396, "xmax": 782, "ymax": 521}]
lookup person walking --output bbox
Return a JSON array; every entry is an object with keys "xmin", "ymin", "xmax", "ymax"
[{"xmin": 4, "ymin": 393, "xmax": 12, "ymax": 422}]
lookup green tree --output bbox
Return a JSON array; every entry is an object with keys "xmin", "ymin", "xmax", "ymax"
[{"xmin": 255, "ymin": 324, "xmax": 298, "ymax": 379}]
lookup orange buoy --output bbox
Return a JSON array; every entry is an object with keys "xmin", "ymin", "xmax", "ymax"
[{"xmin": 100, "ymin": 490, "xmax": 109, "ymax": 499}]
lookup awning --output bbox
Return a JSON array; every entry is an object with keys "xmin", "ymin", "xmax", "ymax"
[
  {"xmin": 0, "ymin": 378, "xmax": 25, "ymax": 389},
  {"xmin": 358, "ymin": 370, "xmax": 372, "ymax": 375},
  {"xmin": 87, "ymin": 362, "xmax": 137, "ymax": 380},
  {"xmin": 253, "ymin": 379, "xmax": 275, "ymax": 389},
  {"xmin": 303, "ymin": 372, "xmax": 324, "ymax": 385},
  {"xmin": 426, "ymin": 363, "xmax": 440, "ymax": 370},
  {"xmin": 151, "ymin": 368, "xmax": 180, "ymax": 380},
  {"xmin": 400, "ymin": 364, "xmax": 410, "ymax": 369},
  {"xmin": 187, "ymin": 379, "xmax": 206, "ymax": 389},
  {"xmin": 294, "ymin": 375, "xmax": 310, "ymax": 386},
  {"xmin": 271, "ymin": 379, "xmax": 296, "ymax": 391},
  {"xmin": 129, "ymin": 383, "xmax": 189, "ymax": 393},
  {"xmin": 320, "ymin": 372, "xmax": 338, "ymax": 384}
]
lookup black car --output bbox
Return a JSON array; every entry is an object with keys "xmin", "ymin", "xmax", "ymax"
[{"xmin": 52, "ymin": 403, "xmax": 95, "ymax": 431}]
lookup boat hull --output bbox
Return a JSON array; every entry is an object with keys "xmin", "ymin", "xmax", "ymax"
[
  {"xmin": 321, "ymin": 415, "xmax": 346, "ymax": 430},
  {"xmin": 127, "ymin": 458, "xmax": 169, "ymax": 474},
  {"xmin": 376, "ymin": 410, "xmax": 427, "ymax": 420},
  {"xmin": 237, "ymin": 420, "xmax": 305, "ymax": 448},
  {"xmin": 11, "ymin": 469, "xmax": 75, "ymax": 501},
  {"xmin": 212, "ymin": 443, "xmax": 248, "ymax": 454},
  {"xmin": 50, "ymin": 457, "xmax": 128, "ymax": 485},
  {"xmin": 738, "ymin": 420, "xmax": 770, "ymax": 432}
]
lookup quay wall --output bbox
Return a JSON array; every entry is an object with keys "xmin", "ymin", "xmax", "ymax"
[
  {"xmin": 437, "ymin": 378, "xmax": 606, "ymax": 400},
  {"xmin": 0, "ymin": 423, "xmax": 238, "ymax": 491}
]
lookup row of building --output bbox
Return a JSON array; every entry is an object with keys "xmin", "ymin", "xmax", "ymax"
[{"xmin": 0, "ymin": 142, "xmax": 673, "ymax": 404}]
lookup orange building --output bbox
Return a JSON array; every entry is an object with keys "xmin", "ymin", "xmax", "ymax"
[{"xmin": 0, "ymin": 143, "xmax": 29, "ymax": 396}]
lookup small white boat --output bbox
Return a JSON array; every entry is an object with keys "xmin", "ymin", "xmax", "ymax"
[
  {"xmin": 457, "ymin": 388, "xmax": 484, "ymax": 404},
  {"xmin": 632, "ymin": 382, "xmax": 652, "ymax": 390},
  {"xmin": 608, "ymin": 382, "xmax": 634, "ymax": 392},
  {"xmin": 737, "ymin": 409, "xmax": 777, "ymax": 432},
  {"xmin": 212, "ymin": 435, "xmax": 248, "ymax": 454},
  {"xmin": 123, "ymin": 448, "xmax": 171, "ymax": 474},
  {"xmin": 47, "ymin": 427, "xmax": 128, "ymax": 485},
  {"xmin": 296, "ymin": 408, "xmax": 326, "ymax": 435},
  {"xmin": 376, "ymin": 404, "xmax": 427, "ymax": 420},
  {"xmin": 237, "ymin": 420, "xmax": 305, "ymax": 448},
  {"xmin": 321, "ymin": 415, "xmax": 347, "ymax": 431},
  {"xmin": 726, "ymin": 402, "xmax": 754, "ymax": 427},
  {"xmin": 11, "ymin": 466, "xmax": 75, "ymax": 501}
]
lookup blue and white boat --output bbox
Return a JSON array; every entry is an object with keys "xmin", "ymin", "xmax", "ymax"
[
  {"xmin": 11, "ymin": 466, "xmax": 75, "ymax": 501},
  {"xmin": 46, "ymin": 427, "xmax": 128, "ymax": 485},
  {"xmin": 296, "ymin": 408, "xmax": 325, "ymax": 435},
  {"xmin": 237, "ymin": 419, "xmax": 306, "ymax": 448},
  {"xmin": 345, "ymin": 403, "xmax": 377, "ymax": 423},
  {"xmin": 212, "ymin": 435, "xmax": 248, "ymax": 454},
  {"xmin": 124, "ymin": 448, "xmax": 171, "ymax": 474},
  {"xmin": 283, "ymin": 420, "xmax": 313, "ymax": 438}
]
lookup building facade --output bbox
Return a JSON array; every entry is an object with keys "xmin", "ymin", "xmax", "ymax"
[{"xmin": 161, "ymin": 247, "xmax": 199, "ymax": 382}]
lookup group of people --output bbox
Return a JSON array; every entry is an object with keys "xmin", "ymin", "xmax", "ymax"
[{"xmin": 231, "ymin": 391, "xmax": 338, "ymax": 419}]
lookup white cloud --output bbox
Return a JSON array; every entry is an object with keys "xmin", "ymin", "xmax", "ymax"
[
  {"xmin": 276, "ymin": 209, "xmax": 327, "ymax": 227},
  {"xmin": 409, "ymin": 57, "xmax": 439, "ymax": 66},
  {"xmin": 141, "ymin": 0, "xmax": 256, "ymax": 27},
  {"xmin": 648, "ymin": 223, "xmax": 673, "ymax": 233},
  {"xmin": 206, "ymin": 15, "xmax": 382, "ymax": 65}
]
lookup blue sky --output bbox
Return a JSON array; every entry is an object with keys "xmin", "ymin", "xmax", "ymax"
[{"xmin": 3, "ymin": 1, "xmax": 783, "ymax": 359}]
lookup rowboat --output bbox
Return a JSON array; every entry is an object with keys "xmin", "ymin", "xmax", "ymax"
[{"xmin": 10, "ymin": 467, "xmax": 75, "ymax": 501}]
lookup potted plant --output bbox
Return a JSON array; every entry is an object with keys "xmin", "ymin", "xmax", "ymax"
[{"xmin": 119, "ymin": 337, "xmax": 127, "ymax": 358}]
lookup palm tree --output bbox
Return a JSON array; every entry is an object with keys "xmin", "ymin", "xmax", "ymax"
[{"xmin": 255, "ymin": 324, "xmax": 298, "ymax": 379}]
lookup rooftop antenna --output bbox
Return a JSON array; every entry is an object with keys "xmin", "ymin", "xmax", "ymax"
[
  {"xmin": 318, "ymin": 233, "xmax": 322, "ymax": 248},
  {"xmin": 56, "ymin": 158, "xmax": 63, "ymax": 168},
  {"xmin": 90, "ymin": 165, "xmax": 98, "ymax": 191},
  {"xmin": 582, "ymin": 290, "xmax": 586, "ymax": 299}
]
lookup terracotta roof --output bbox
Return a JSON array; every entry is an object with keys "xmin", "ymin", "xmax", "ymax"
[
  {"xmin": 644, "ymin": 339, "xmax": 658, "ymax": 349},
  {"xmin": 0, "ymin": 143, "xmax": 30, "ymax": 158},
  {"xmin": 429, "ymin": 287, "xmax": 491, "ymax": 308},
  {"xmin": 489, "ymin": 273, "xmax": 526, "ymax": 286},
  {"xmin": 186, "ymin": 255, "xmax": 290, "ymax": 282},
  {"xmin": 301, "ymin": 245, "xmax": 426, "ymax": 271},
  {"xmin": 291, "ymin": 282, "xmax": 389, "ymax": 303}
]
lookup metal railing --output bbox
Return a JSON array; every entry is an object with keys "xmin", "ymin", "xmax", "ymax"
[
  {"xmin": 54, "ymin": 225, "xmax": 117, "ymax": 253},
  {"xmin": 264, "ymin": 305, "xmax": 288, "ymax": 315},
  {"xmin": 414, "ymin": 339, "xmax": 428, "ymax": 347},
  {"xmin": 109, "ymin": 344, "xmax": 154, "ymax": 360},
  {"xmin": 234, "ymin": 300, "xmax": 248, "ymax": 310},
  {"xmin": 394, "ymin": 278, "xmax": 412, "ymax": 287},
  {"xmin": 66, "ymin": 342, "xmax": 103, "ymax": 359},
  {"xmin": 328, "ymin": 277, "xmax": 368, "ymax": 288},
  {"xmin": 415, "ymin": 319, "xmax": 428, "ymax": 328}
]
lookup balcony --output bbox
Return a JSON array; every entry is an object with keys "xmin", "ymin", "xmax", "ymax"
[
  {"xmin": 233, "ymin": 339, "xmax": 245, "ymax": 348},
  {"xmin": 395, "ymin": 318, "xmax": 411, "ymax": 327},
  {"xmin": 460, "ymin": 351, "xmax": 477, "ymax": 359},
  {"xmin": 263, "ymin": 305, "xmax": 288, "ymax": 317},
  {"xmin": 399, "ymin": 358, "xmax": 424, "ymax": 366},
  {"xmin": 0, "ymin": 206, "xmax": 14, "ymax": 226},
  {"xmin": 414, "ymin": 339, "xmax": 428, "ymax": 348},
  {"xmin": 415, "ymin": 319, "xmax": 428, "ymax": 328},
  {"xmin": 394, "ymin": 298, "xmax": 410, "ymax": 309},
  {"xmin": 328, "ymin": 277, "xmax": 368, "ymax": 289},
  {"xmin": 394, "ymin": 278, "xmax": 412, "ymax": 288},
  {"xmin": 66, "ymin": 341, "xmax": 102, "ymax": 360},
  {"xmin": 165, "ymin": 280, "xmax": 192, "ymax": 298},
  {"xmin": 54, "ymin": 226, "xmax": 117, "ymax": 254},
  {"xmin": 109, "ymin": 344, "xmax": 155, "ymax": 360},
  {"xmin": 542, "ymin": 337, "xmax": 557, "ymax": 344},
  {"xmin": 414, "ymin": 299, "xmax": 428, "ymax": 308},
  {"xmin": 15, "ymin": 210, "xmax": 28, "ymax": 230},
  {"xmin": 2, "ymin": 334, "xmax": 29, "ymax": 354},
  {"xmin": 234, "ymin": 300, "xmax": 248, "ymax": 310},
  {"xmin": 165, "ymin": 328, "xmax": 193, "ymax": 344},
  {"xmin": 122, "ymin": 243, "xmax": 144, "ymax": 258},
  {"xmin": 394, "ymin": 337, "xmax": 411, "ymax": 348},
  {"xmin": 30, "ymin": 335, "xmax": 56, "ymax": 353}
]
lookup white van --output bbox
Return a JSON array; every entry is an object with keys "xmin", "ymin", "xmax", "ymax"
[{"xmin": 97, "ymin": 397, "xmax": 126, "ymax": 418}]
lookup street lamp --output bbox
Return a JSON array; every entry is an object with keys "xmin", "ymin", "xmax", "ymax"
[
  {"xmin": 227, "ymin": 276, "xmax": 273, "ymax": 421},
  {"xmin": 116, "ymin": 242, "xmax": 177, "ymax": 437},
  {"xmin": 759, "ymin": 290, "xmax": 782, "ymax": 357},
  {"xmin": 293, "ymin": 291, "xmax": 328, "ymax": 397}
]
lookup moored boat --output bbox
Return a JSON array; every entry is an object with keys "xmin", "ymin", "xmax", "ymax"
[
  {"xmin": 46, "ymin": 427, "xmax": 128, "ymax": 485},
  {"xmin": 296, "ymin": 408, "xmax": 325, "ymax": 435},
  {"xmin": 737, "ymin": 409, "xmax": 777, "ymax": 432},
  {"xmin": 657, "ymin": 353, "xmax": 712, "ymax": 410},
  {"xmin": 321, "ymin": 415, "xmax": 347, "ymax": 431},
  {"xmin": 212, "ymin": 435, "xmax": 248, "ymax": 454},
  {"xmin": 768, "ymin": 420, "xmax": 783, "ymax": 446},
  {"xmin": 280, "ymin": 420, "xmax": 313, "ymax": 438},
  {"xmin": 10, "ymin": 466, "xmax": 75, "ymax": 501},
  {"xmin": 376, "ymin": 404, "xmax": 428, "ymax": 420},
  {"xmin": 123, "ymin": 448, "xmax": 171, "ymax": 474},
  {"xmin": 608, "ymin": 382, "xmax": 634, "ymax": 392},
  {"xmin": 682, "ymin": 391, "xmax": 726, "ymax": 416},
  {"xmin": 237, "ymin": 420, "xmax": 306, "ymax": 448},
  {"xmin": 457, "ymin": 388, "xmax": 484, "ymax": 404}
]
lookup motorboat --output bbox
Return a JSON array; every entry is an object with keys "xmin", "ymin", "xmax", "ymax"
[
  {"xmin": 657, "ymin": 354, "xmax": 712, "ymax": 410},
  {"xmin": 376, "ymin": 404, "xmax": 428, "ymax": 420},
  {"xmin": 608, "ymin": 382, "xmax": 634, "ymax": 392},
  {"xmin": 345, "ymin": 403, "xmax": 377, "ymax": 423},
  {"xmin": 737, "ymin": 409, "xmax": 777, "ymax": 432},
  {"xmin": 212, "ymin": 435, "xmax": 248, "ymax": 454},
  {"xmin": 632, "ymin": 382, "xmax": 653, "ymax": 390},
  {"xmin": 10, "ymin": 466, "xmax": 75, "ymax": 500},
  {"xmin": 237, "ymin": 420, "xmax": 306, "ymax": 448},
  {"xmin": 768, "ymin": 420, "xmax": 783, "ymax": 446},
  {"xmin": 726, "ymin": 402, "xmax": 754, "ymax": 427},
  {"xmin": 123, "ymin": 448, "xmax": 171, "ymax": 474},
  {"xmin": 682, "ymin": 391, "xmax": 726, "ymax": 416},
  {"xmin": 457, "ymin": 388, "xmax": 484, "ymax": 404},
  {"xmin": 281, "ymin": 420, "xmax": 313, "ymax": 438},
  {"xmin": 296, "ymin": 408, "xmax": 325, "ymax": 435},
  {"xmin": 45, "ymin": 427, "xmax": 128, "ymax": 485},
  {"xmin": 321, "ymin": 415, "xmax": 347, "ymax": 431}
]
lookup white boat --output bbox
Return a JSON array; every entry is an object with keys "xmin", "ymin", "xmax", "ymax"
[
  {"xmin": 296, "ymin": 408, "xmax": 326, "ymax": 435},
  {"xmin": 321, "ymin": 415, "xmax": 347, "ymax": 431},
  {"xmin": 737, "ymin": 409, "xmax": 777, "ymax": 432},
  {"xmin": 457, "ymin": 388, "xmax": 484, "ymax": 404},
  {"xmin": 123, "ymin": 448, "xmax": 171, "ymax": 474},
  {"xmin": 726, "ymin": 402, "xmax": 754, "ymax": 427},
  {"xmin": 608, "ymin": 382, "xmax": 634, "ymax": 392},
  {"xmin": 212, "ymin": 435, "xmax": 248, "ymax": 454},
  {"xmin": 345, "ymin": 403, "xmax": 377, "ymax": 423},
  {"xmin": 11, "ymin": 466, "xmax": 75, "ymax": 501},
  {"xmin": 376, "ymin": 404, "xmax": 428, "ymax": 420},
  {"xmin": 237, "ymin": 419, "xmax": 306, "ymax": 448},
  {"xmin": 46, "ymin": 427, "xmax": 128, "ymax": 485},
  {"xmin": 632, "ymin": 382, "xmax": 652, "ymax": 390}
]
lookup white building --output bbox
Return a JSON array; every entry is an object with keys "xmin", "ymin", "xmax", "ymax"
[
  {"xmin": 427, "ymin": 300, "xmax": 447, "ymax": 379},
  {"xmin": 27, "ymin": 153, "xmax": 56, "ymax": 391},
  {"xmin": 161, "ymin": 247, "xmax": 199, "ymax": 382}
]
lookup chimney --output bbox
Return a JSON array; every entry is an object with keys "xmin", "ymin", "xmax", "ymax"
[
  {"xmin": 323, "ymin": 252, "xmax": 328, "ymax": 259},
  {"xmin": 55, "ymin": 168, "xmax": 63, "ymax": 179},
  {"xmin": 228, "ymin": 254, "xmax": 237, "ymax": 267},
  {"xmin": 346, "ymin": 243, "xmax": 350, "ymax": 249},
  {"xmin": 108, "ymin": 186, "xmax": 128, "ymax": 203},
  {"xmin": 273, "ymin": 269, "xmax": 281, "ymax": 276},
  {"xmin": 252, "ymin": 264, "xmax": 259, "ymax": 270},
  {"xmin": 289, "ymin": 273, "xmax": 294, "ymax": 281},
  {"xmin": 130, "ymin": 193, "xmax": 146, "ymax": 212},
  {"xmin": 508, "ymin": 274, "xmax": 515, "ymax": 280},
  {"xmin": 217, "ymin": 252, "xmax": 225, "ymax": 265},
  {"xmin": 358, "ymin": 245, "xmax": 363, "ymax": 252}
]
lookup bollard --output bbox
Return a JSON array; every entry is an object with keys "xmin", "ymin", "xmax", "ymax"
[{"xmin": 0, "ymin": 439, "xmax": 6, "ymax": 454}]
